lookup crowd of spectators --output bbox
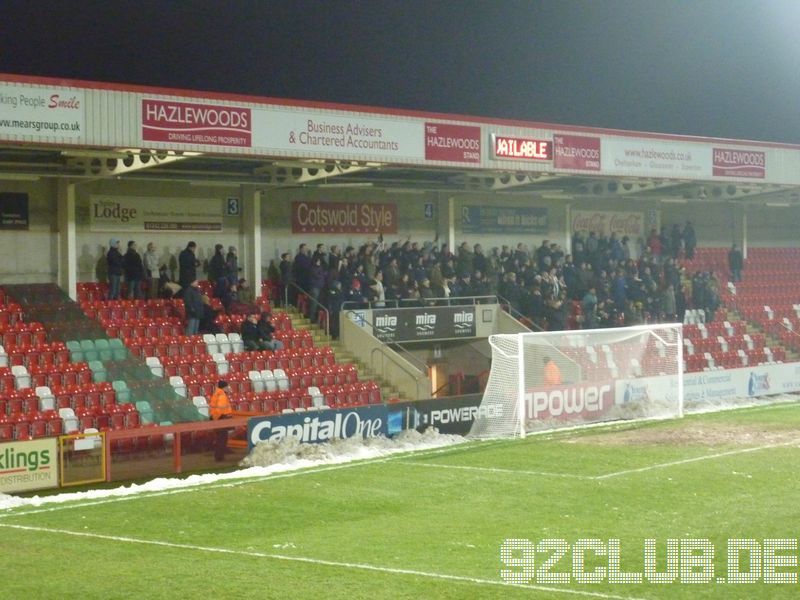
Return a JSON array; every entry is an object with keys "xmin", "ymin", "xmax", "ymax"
[{"xmin": 265, "ymin": 220, "xmax": 723, "ymax": 337}]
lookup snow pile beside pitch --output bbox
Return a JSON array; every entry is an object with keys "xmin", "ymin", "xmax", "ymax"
[{"xmin": 0, "ymin": 429, "xmax": 464, "ymax": 511}]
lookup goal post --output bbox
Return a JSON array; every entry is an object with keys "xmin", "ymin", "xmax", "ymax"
[{"xmin": 470, "ymin": 323, "xmax": 684, "ymax": 438}]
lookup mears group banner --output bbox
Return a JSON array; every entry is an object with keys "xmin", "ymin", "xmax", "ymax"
[
  {"xmin": 90, "ymin": 196, "xmax": 223, "ymax": 232},
  {"xmin": 0, "ymin": 83, "xmax": 84, "ymax": 141},
  {"xmin": 571, "ymin": 210, "xmax": 645, "ymax": 238},
  {"xmin": 291, "ymin": 201, "xmax": 397, "ymax": 234},
  {"xmin": 373, "ymin": 306, "xmax": 476, "ymax": 342}
]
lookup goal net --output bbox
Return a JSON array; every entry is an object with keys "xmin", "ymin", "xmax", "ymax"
[{"xmin": 470, "ymin": 323, "xmax": 683, "ymax": 438}]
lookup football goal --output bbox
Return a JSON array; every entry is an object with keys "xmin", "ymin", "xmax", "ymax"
[{"xmin": 470, "ymin": 323, "xmax": 683, "ymax": 438}]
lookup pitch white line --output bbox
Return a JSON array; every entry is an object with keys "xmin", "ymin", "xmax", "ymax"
[
  {"xmin": 401, "ymin": 439, "xmax": 800, "ymax": 481},
  {"xmin": 594, "ymin": 439, "xmax": 800, "ymax": 479},
  {"xmin": 0, "ymin": 522, "xmax": 644, "ymax": 600},
  {"xmin": 398, "ymin": 461, "xmax": 592, "ymax": 479}
]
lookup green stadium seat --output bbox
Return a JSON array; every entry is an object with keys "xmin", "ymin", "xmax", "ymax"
[
  {"xmin": 112, "ymin": 380, "xmax": 131, "ymax": 403},
  {"xmin": 66, "ymin": 340, "xmax": 83, "ymax": 362},
  {"xmin": 80, "ymin": 339, "xmax": 98, "ymax": 362},
  {"xmin": 94, "ymin": 339, "xmax": 113, "ymax": 361}
]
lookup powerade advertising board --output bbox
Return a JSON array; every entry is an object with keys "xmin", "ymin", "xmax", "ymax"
[
  {"xmin": 248, "ymin": 405, "xmax": 388, "ymax": 449},
  {"xmin": 387, "ymin": 394, "xmax": 491, "ymax": 436}
]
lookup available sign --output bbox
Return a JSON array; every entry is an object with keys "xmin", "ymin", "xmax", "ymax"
[
  {"xmin": 462, "ymin": 205, "xmax": 548, "ymax": 234},
  {"xmin": 492, "ymin": 134, "xmax": 551, "ymax": 161},
  {"xmin": 571, "ymin": 209, "xmax": 645, "ymax": 238},
  {"xmin": 247, "ymin": 405, "xmax": 387, "ymax": 448},
  {"xmin": 373, "ymin": 306, "xmax": 476, "ymax": 342},
  {"xmin": 0, "ymin": 192, "xmax": 29, "ymax": 230},
  {"xmin": 291, "ymin": 201, "xmax": 397, "ymax": 234},
  {"xmin": 0, "ymin": 438, "xmax": 58, "ymax": 493},
  {"xmin": 425, "ymin": 122, "xmax": 481, "ymax": 163},
  {"xmin": 141, "ymin": 99, "xmax": 252, "ymax": 147},
  {"xmin": 554, "ymin": 134, "xmax": 601, "ymax": 171},
  {"xmin": 90, "ymin": 196, "xmax": 223, "ymax": 232},
  {"xmin": 712, "ymin": 147, "xmax": 766, "ymax": 179}
]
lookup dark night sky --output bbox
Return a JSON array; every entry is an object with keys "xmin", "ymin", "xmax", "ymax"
[{"xmin": 1, "ymin": 0, "xmax": 799, "ymax": 143}]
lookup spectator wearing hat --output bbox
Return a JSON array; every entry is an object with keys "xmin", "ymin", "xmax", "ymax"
[
  {"xmin": 209, "ymin": 380, "xmax": 233, "ymax": 461},
  {"xmin": 106, "ymin": 239, "xmax": 124, "ymax": 300}
]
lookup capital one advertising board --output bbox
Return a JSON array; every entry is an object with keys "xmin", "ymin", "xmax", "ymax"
[
  {"xmin": 141, "ymin": 99, "xmax": 252, "ymax": 147},
  {"xmin": 291, "ymin": 201, "xmax": 397, "ymax": 234},
  {"xmin": 247, "ymin": 405, "xmax": 387, "ymax": 448}
]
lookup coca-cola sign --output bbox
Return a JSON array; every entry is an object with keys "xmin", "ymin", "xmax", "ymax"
[
  {"xmin": 142, "ymin": 99, "xmax": 251, "ymax": 147},
  {"xmin": 712, "ymin": 147, "xmax": 765, "ymax": 179},
  {"xmin": 571, "ymin": 210, "xmax": 644, "ymax": 238}
]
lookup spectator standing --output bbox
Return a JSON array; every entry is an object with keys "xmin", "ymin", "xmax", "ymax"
[
  {"xmin": 307, "ymin": 256, "xmax": 326, "ymax": 323},
  {"xmin": 123, "ymin": 241, "xmax": 144, "ymax": 299},
  {"xmin": 543, "ymin": 356, "xmax": 562, "ymax": 386},
  {"xmin": 106, "ymin": 239, "xmax": 124, "ymax": 300},
  {"xmin": 178, "ymin": 242, "xmax": 199, "ymax": 291},
  {"xmin": 208, "ymin": 244, "xmax": 226, "ymax": 282},
  {"xmin": 293, "ymin": 243, "xmax": 311, "ymax": 292},
  {"xmin": 183, "ymin": 279, "xmax": 204, "ymax": 335},
  {"xmin": 683, "ymin": 221, "xmax": 697, "ymax": 259},
  {"xmin": 225, "ymin": 246, "xmax": 240, "ymax": 286},
  {"xmin": 728, "ymin": 243, "xmax": 743, "ymax": 282},
  {"xmin": 209, "ymin": 380, "xmax": 233, "ymax": 461},
  {"xmin": 143, "ymin": 242, "xmax": 160, "ymax": 300},
  {"xmin": 582, "ymin": 286, "xmax": 598, "ymax": 329}
]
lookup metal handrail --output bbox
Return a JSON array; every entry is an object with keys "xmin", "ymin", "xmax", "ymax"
[
  {"xmin": 370, "ymin": 345, "xmax": 429, "ymax": 400},
  {"xmin": 344, "ymin": 309, "xmax": 430, "ymax": 374},
  {"xmin": 286, "ymin": 282, "xmax": 329, "ymax": 337},
  {"xmin": 495, "ymin": 293, "xmax": 545, "ymax": 332}
]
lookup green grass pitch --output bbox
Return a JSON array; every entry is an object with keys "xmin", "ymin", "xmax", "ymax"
[{"xmin": 2, "ymin": 402, "xmax": 800, "ymax": 599}]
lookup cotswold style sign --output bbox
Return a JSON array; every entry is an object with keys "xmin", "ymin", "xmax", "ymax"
[
  {"xmin": 291, "ymin": 201, "xmax": 397, "ymax": 234},
  {"xmin": 373, "ymin": 306, "xmax": 476, "ymax": 342},
  {"xmin": 89, "ymin": 196, "xmax": 223, "ymax": 232}
]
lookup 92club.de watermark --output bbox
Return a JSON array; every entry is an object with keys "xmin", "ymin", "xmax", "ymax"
[{"xmin": 500, "ymin": 538, "xmax": 799, "ymax": 585}]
